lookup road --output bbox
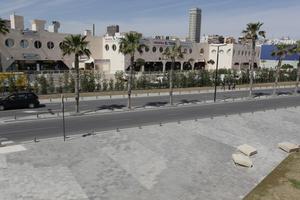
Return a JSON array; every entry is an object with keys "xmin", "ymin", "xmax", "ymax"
[
  {"xmin": 1, "ymin": 95, "xmax": 300, "ymax": 142},
  {"xmin": 0, "ymin": 87, "xmax": 295, "ymax": 119}
]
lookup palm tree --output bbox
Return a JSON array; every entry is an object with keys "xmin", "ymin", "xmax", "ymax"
[
  {"xmin": 0, "ymin": 18, "xmax": 9, "ymax": 35},
  {"xmin": 291, "ymin": 41, "xmax": 300, "ymax": 94},
  {"xmin": 61, "ymin": 35, "xmax": 91, "ymax": 113},
  {"xmin": 119, "ymin": 32, "xmax": 147, "ymax": 109},
  {"xmin": 162, "ymin": 45, "xmax": 184, "ymax": 105},
  {"xmin": 271, "ymin": 44, "xmax": 292, "ymax": 95},
  {"xmin": 242, "ymin": 22, "xmax": 266, "ymax": 97}
]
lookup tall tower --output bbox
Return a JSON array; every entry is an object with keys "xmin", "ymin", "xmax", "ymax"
[{"xmin": 189, "ymin": 8, "xmax": 202, "ymax": 43}]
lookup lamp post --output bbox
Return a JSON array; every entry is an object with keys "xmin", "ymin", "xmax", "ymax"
[{"xmin": 210, "ymin": 44, "xmax": 227, "ymax": 102}]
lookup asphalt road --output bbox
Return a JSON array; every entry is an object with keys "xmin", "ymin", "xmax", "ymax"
[
  {"xmin": 1, "ymin": 95, "xmax": 300, "ymax": 142},
  {"xmin": 0, "ymin": 87, "xmax": 296, "ymax": 119}
]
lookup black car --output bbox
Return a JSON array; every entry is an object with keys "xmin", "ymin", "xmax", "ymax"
[{"xmin": 0, "ymin": 92, "xmax": 40, "ymax": 111}]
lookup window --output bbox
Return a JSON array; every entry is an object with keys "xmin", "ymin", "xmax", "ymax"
[
  {"xmin": 47, "ymin": 41, "xmax": 54, "ymax": 49},
  {"xmin": 5, "ymin": 38, "xmax": 14, "ymax": 48},
  {"xmin": 152, "ymin": 46, "xmax": 157, "ymax": 53},
  {"xmin": 159, "ymin": 47, "xmax": 163, "ymax": 53},
  {"xmin": 105, "ymin": 44, "xmax": 109, "ymax": 51},
  {"xmin": 20, "ymin": 39, "xmax": 29, "ymax": 48},
  {"xmin": 241, "ymin": 51, "xmax": 244, "ymax": 56},
  {"xmin": 34, "ymin": 41, "xmax": 42, "ymax": 49},
  {"xmin": 59, "ymin": 42, "xmax": 64, "ymax": 50},
  {"xmin": 189, "ymin": 49, "xmax": 192, "ymax": 54},
  {"xmin": 112, "ymin": 44, "xmax": 117, "ymax": 51},
  {"xmin": 145, "ymin": 46, "xmax": 149, "ymax": 52}
]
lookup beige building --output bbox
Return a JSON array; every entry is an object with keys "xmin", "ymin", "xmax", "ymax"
[
  {"xmin": 0, "ymin": 14, "xmax": 102, "ymax": 72},
  {"xmin": 0, "ymin": 14, "xmax": 261, "ymax": 74}
]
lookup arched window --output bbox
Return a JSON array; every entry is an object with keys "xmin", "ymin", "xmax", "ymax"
[
  {"xmin": 105, "ymin": 44, "xmax": 109, "ymax": 51},
  {"xmin": 200, "ymin": 48, "xmax": 204, "ymax": 54},
  {"xmin": 189, "ymin": 49, "xmax": 192, "ymax": 54},
  {"xmin": 159, "ymin": 47, "xmax": 163, "ymax": 53}
]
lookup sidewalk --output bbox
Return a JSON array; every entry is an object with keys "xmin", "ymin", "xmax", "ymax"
[
  {"xmin": 0, "ymin": 107, "xmax": 299, "ymax": 199},
  {"xmin": 39, "ymin": 84, "xmax": 295, "ymax": 104}
]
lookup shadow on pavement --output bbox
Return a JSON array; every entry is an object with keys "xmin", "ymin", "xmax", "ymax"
[
  {"xmin": 253, "ymin": 92, "xmax": 271, "ymax": 97},
  {"xmin": 97, "ymin": 104, "xmax": 126, "ymax": 110},
  {"xmin": 144, "ymin": 101, "xmax": 168, "ymax": 107}
]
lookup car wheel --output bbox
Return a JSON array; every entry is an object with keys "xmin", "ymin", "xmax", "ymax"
[
  {"xmin": 0, "ymin": 105, "xmax": 5, "ymax": 111},
  {"xmin": 28, "ymin": 103, "xmax": 35, "ymax": 109}
]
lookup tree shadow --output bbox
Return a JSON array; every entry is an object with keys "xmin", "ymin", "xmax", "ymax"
[{"xmin": 97, "ymin": 104, "xmax": 126, "ymax": 110}]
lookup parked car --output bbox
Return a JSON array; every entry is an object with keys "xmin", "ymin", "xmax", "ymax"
[{"xmin": 0, "ymin": 92, "xmax": 40, "ymax": 111}]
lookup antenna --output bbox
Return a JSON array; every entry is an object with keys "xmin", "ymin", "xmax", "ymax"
[{"xmin": 93, "ymin": 24, "xmax": 95, "ymax": 36}]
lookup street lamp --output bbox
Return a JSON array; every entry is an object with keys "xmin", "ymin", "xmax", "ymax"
[{"xmin": 209, "ymin": 44, "xmax": 227, "ymax": 102}]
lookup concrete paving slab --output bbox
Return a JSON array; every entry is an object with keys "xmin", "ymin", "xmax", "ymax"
[
  {"xmin": 1, "ymin": 107, "xmax": 300, "ymax": 199},
  {"xmin": 0, "ymin": 145, "xmax": 26, "ymax": 154}
]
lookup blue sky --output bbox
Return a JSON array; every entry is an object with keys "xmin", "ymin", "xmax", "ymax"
[{"xmin": 1, "ymin": 0, "xmax": 300, "ymax": 39}]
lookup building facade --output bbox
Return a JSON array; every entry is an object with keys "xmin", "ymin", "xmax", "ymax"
[
  {"xmin": 0, "ymin": 14, "xmax": 102, "ymax": 72},
  {"xmin": 188, "ymin": 8, "xmax": 202, "ymax": 43}
]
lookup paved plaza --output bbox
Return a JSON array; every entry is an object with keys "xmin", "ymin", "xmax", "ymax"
[{"xmin": 0, "ymin": 107, "xmax": 299, "ymax": 200}]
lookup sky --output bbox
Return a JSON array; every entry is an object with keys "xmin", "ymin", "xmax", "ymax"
[{"xmin": 1, "ymin": 0, "xmax": 300, "ymax": 39}]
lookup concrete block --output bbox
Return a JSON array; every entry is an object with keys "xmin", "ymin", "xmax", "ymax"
[
  {"xmin": 278, "ymin": 142, "xmax": 300, "ymax": 153},
  {"xmin": 0, "ymin": 140, "xmax": 14, "ymax": 146},
  {"xmin": 232, "ymin": 153, "xmax": 253, "ymax": 168},
  {"xmin": 237, "ymin": 144, "xmax": 257, "ymax": 156}
]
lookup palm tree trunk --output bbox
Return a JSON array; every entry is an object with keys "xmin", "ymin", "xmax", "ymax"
[
  {"xmin": 249, "ymin": 39, "xmax": 256, "ymax": 97},
  {"xmin": 273, "ymin": 59, "xmax": 282, "ymax": 95},
  {"xmin": 169, "ymin": 59, "xmax": 174, "ymax": 105},
  {"xmin": 74, "ymin": 54, "xmax": 80, "ymax": 113},
  {"xmin": 127, "ymin": 55, "xmax": 134, "ymax": 109},
  {"xmin": 294, "ymin": 56, "xmax": 300, "ymax": 94}
]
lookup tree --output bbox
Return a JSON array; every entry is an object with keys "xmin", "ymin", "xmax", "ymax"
[
  {"xmin": 61, "ymin": 35, "xmax": 91, "ymax": 113},
  {"xmin": 0, "ymin": 18, "xmax": 9, "ymax": 35},
  {"xmin": 119, "ymin": 32, "xmax": 147, "ymax": 109},
  {"xmin": 242, "ymin": 22, "xmax": 266, "ymax": 97},
  {"xmin": 271, "ymin": 44, "xmax": 292, "ymax": 95},
  {"xmin": 38, "ymin": 75, "xmax": 48, "ymax": 94},
  {"xmin": 291, "ymin": 41, "xmax": 300, "ymax": 94},
  {"xmin": 162, "ymin": 45, "xmax": 184, "ymax": 105}
]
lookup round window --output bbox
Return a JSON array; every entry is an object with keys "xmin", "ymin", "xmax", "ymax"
[
  {"xmin": 112, "ymin": 44, "xmax": 117, "ymax": 51},
  {"xmin": 105, "ymin": 44, "xmax": 109, "ymax": 51},
  {"xmin": 59, "ymin": 42, "xmax": 64, "ymax": 50},
  {"xmin": 152, "ymin": 46, "xmax": 157, "ymax": 53},
  {"xmin": 47, "ymin": 41, "xmax": 54, "ymax": 49},
  {"xmin": 145, "ymin": 46, "xmax": 149, "ymax": 52},
  {"xmin": 20, "ymin": 39, "xmax": 29, "ymax": 48},
  {"xmin": 159, "ymin": 47, "xmax": 163, "ymax": 53},
  {"xmin": 34, "ymin": 41, "xmax": 42, "ymax": 49},
  {"xmin": 5, "ymin": 39, "xmax": 14, "ymax": 48}
]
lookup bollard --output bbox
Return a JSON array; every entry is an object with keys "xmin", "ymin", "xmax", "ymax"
[
  {"xmin": 110, "ymin": 95, "xmax": 112, "ymax": 99},
  {"xmin": 34, "ymin": 137, "xmax": 39, "ymax": 143},
  {"xmin": 37, "ymin": 113, "xmax": 39, "ymax": 118},
  {"xmin": 116, "ymin": 128, "xmax": 120, "ymax": 132},
  {"xmin": 96, "ymin": 96, "xmax": 98, "ymax": 100},
  {"xmin": 50, "ymin": 98, "xmax": 52, "ymax": 102},
  {"xmin": 159, "ymin": 122, "xmax": 162, "ymax": 126}
]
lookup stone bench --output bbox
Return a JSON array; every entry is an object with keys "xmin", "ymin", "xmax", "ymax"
[
  {"xmin": 278, "ymin": 142, "xmax": 300, "ymax": 153},
  {"xmin": 237, "ymin": 144, "xmax": 257, "ymax": 156},
  {"xmin": 232, "ymin": 153, "xmax": 253, "ymax": 168}
]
